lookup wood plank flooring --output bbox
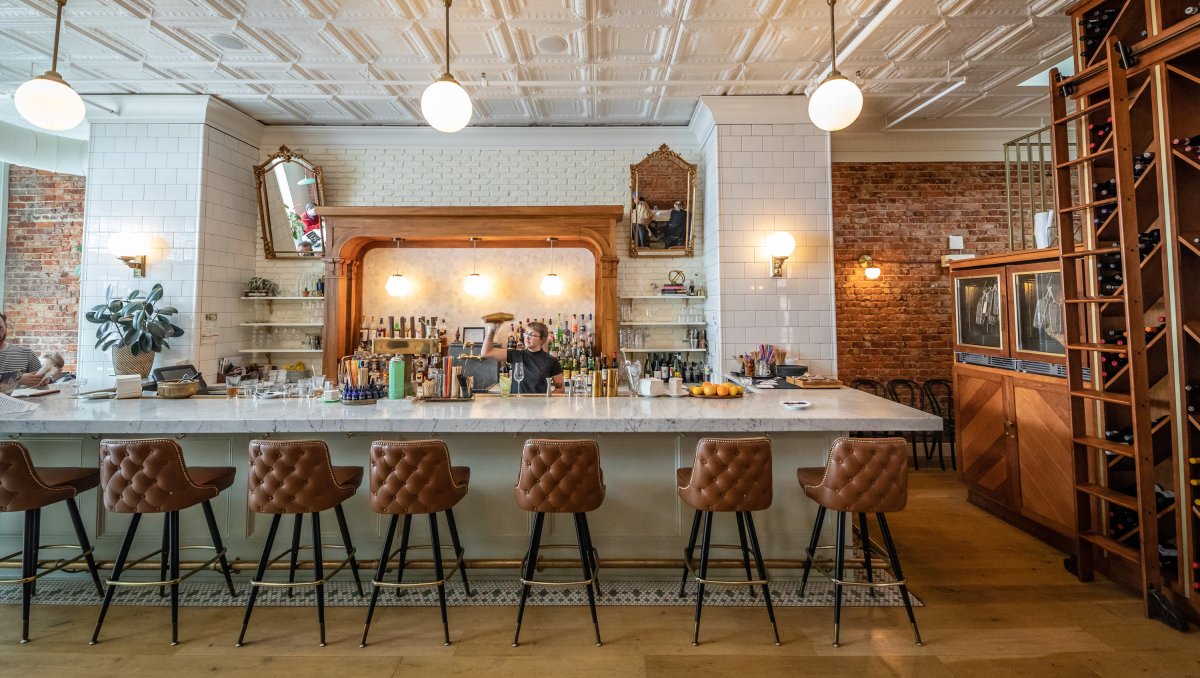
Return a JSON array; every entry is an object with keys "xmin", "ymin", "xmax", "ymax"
[{"xmin": 3, "ymin": 472, "xmax": 1199, "ymax": 677}]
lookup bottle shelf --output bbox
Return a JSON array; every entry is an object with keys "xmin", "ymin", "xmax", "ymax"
[
  {"xmin": 239, "ymin": 322, "xmax": 323, "ymax": 327},
  {"xmin": 238, "ymin": 349, "xmax": 324, "ymax": 354},
  {"xmin": 619, "ymin": 322, "xmax": 706, "ymax": 326},
  {"xmin": 620, "ymin": 347, "xmax": 707, "ymax": 352},
  {"xmin": 241, "ymin": 296, "xmax": 325, "ymax": 301},
  {"xmin": 619, "ymin": 295, "xmax": 705, "ymax": 300}
]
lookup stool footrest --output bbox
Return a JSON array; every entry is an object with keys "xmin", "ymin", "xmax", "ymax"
[
  {"xmin": 250, "ymin": 543, "xmax": 356, "ymax": 588},
  {"xmin": 0, "ymin": 544, "xmax": 96, "ymax": 585},
  {"xmin": 374, "ymin": 543, "xmax": 464, "ymax": 589},
  {"xmin": 683, "ymin": 544, "xmax": 769, "ymax": 587},
  {"xmin": 520, "ymin": 543, "xmax": 599, "ymax": 588},
  {"xmin": 107, "ymin": 545, "xmax": 224, "ymax": 588}
]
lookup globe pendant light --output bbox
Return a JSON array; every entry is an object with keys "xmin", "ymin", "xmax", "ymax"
[
  {"xmin": 15, "ymin": 0, "xmax": 86, "ymax": 132},
  {"xmin": 541, "ymin": 237, "xmax": 564, "ymax": 296},
  {"xmin": 463, "ymin": 237, "xmax": 491, "ymax": 297},
  {"xmin": 385, "ymin": 238, "xmax": 412, "ymax": 297},
  {"xmin": 421, "ymin": 0, "xmax": 472, "ymax": 133},
  {"xmin": 808, "ymin": 0, "xmax": 863, "ymax": 132}
]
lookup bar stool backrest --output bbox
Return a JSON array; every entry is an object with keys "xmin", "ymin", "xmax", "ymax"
[
  {"xmin": 369, "ymin": 439, "xmax": 467, "ymax": 515},
  {"xmin": 679, "ymin": 437, "xmax": 773, "ymax": 512},
  {"xmin": 247, "ymin": 439, "xmax": 356, "ymax": 514},
  {"xmin": 922, "ymin": 379, "xmax": 954, "ymax": 425},
  {"xmin": 887, "ymin": 379, "xmax": 923, "ymax": 410},
  {"xmin": 99, "ymin": 438, "xmax": 216, "ymax": 513},
  {"xmin": 0, "ymin": 441, "xmax": 74, "ymax": 512},
  {"xmin": 514, "ymin": 439, "xmax": 605, "ymax": 513},
  {"xmin": 849, "ymin": 378, "xmax": 885, "ymax": 397},
  {"xmin": 802, "ymin": 437, "xmax": 909, "ymax": 514}
]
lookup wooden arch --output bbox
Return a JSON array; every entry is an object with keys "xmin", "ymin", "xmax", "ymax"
[{"xmin": 317, "ymin": 205, "xmax": 623, "ymax": 376}]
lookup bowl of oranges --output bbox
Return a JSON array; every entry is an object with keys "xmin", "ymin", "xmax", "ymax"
[{"xmin": 689, "ymin": 382, "xmax": 744, "ymax": 399}]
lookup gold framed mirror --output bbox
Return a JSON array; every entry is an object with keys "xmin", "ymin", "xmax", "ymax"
[
  {"xmin": 254, "ymin": 145, "xmax": 326, "ymax": 259},
  {"xmin": 629, "ymin": 144, "xmax": 697, "ymax": 257}
]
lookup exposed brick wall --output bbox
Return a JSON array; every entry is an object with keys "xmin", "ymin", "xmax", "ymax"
[
  {"xmin": 4, "ymin": 165, "xmax": 85, "ymax": 370},
  {"xmin": 833, "ymin": 162, "xmax": 1011, "ymax": 386}
]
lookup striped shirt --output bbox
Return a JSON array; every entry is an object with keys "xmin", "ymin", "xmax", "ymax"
[{"xmin": 0, "ymin": 344, "xmax": 41, "ymax": 374}]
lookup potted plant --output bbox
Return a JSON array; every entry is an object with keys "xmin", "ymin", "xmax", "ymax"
[
  {"xmin": 84, "ymin": 283, "xmax": 185, "ymax": 378},
  {"xmin": 245, "ymin": 276, "xmax": 280, "ymax": 297}
]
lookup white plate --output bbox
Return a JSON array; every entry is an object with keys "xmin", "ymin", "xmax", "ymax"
[
  {"xmin": 781, "ymin": 400, "xmax": 812, "ymax": 410},
  {"xmin": 667, "ymin": 391, "xmax": 690, "ymax": 398}
]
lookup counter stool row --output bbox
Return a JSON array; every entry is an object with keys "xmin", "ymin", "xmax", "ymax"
[{"xmin": 0, "ymin": 435, "xmax": 921, "ymax": 649}]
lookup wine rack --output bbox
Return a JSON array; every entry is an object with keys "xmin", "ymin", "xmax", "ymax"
[{"xmin": 1050, "ymin": 0, "xmax": 1200, "ymax": 628}]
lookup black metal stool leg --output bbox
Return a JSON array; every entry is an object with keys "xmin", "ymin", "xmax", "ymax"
[
  {"xmin": 429, "ymin": 512, "xmax": 452, "ymax": 646},
  {"xmin": 30, "ymin": 508, "xmax": 40, "ymax": 598},
  {"xmin": 579, "ymin": 510, "xmax": 601, "ymax": 597},
  {"xmin": 444, "ymin": 508, "xmax": 472, "ymax": 596},
  {"xmin": 169, "ymin": 511, "xmax": 181, "ymax": 646},
  {"xmin": 159, "ymin": 516, "xmax": 169, "ymax": 598},
  {"xmin": 394, "ymin": 514, "xmax": 412, "ymax": 597},
  {"xmin": 287, "ymin": 514, "xmax": 303, "ymax": 598},
  {"xmin": 20, "ymin": 510, "xmax": 35, "ymax": 643},
  {"xmin": 66, "ymin": 498, "xmax": 104, "ymax": 597},
  {"xmin": 91, "ymin": 513, "xmax": 142, "ymax": 645},
  {"xmin": 201, "ymin": 500, "xmax": 237, "ymax": 597},
  {"xmin": 574, "ymin": 513, "xmax": 602, "ymax": 646},
  {"xmin": 512, "ymin": 512, "xmax": 545, "ymax": 647},
  {"xmin": 679, "ymin": 509, "xmax": 701, "ymax": 597},
  {"xmin": 334, "ymin": 504, "xmax": 363, "ymax": 596},
  {"xmin": 237, "ymin": 514, "xmax": 280, "ymax": 647},
  {"xmin": 857, "ymin": 512, "xmax": 875, "ymax": 598},
  {"xmin": 312, "ymin": 511, "xmax": 327, "ymax": 647},
  {"xmin": 744, "ymin": 512, "xmax": 780, "ymax": 645},
  {"xmin": 877, "ymin": 513, "xmax": 922, "ymax": 646},
  {"xmin": 799, "ymin": 505, "xmax": 826, "ymax": 596},
  {"xmin": 735, "ymin": 511, "xmax": 757, "ymax": 599},
  {"xmin": 832, "ymin": 511, "xmax": 846, "ymax": 648},
  {"xmin": 691, "ymin": 511, "xmax": 713, "ymax": 646},
  {"xmin": 360, "ymin": 514, "xmax": 398, "ymax": 648}
]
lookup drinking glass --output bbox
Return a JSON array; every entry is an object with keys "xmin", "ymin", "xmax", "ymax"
[
  {"xmin": 545, "ymin": 377, "xmax": 554, "ymax": 397},
  {"xmin": 511, "ymin": 362, "xmax": 525, "ymax": 395},
  {"xmin": 72, "ymin": 377, "xmax": 88, "ymax": 397},
  {"xmin": 226, "ymin": 375, "xmax": 241, "ymax": 398}
]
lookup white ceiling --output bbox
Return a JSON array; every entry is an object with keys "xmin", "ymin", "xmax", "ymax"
[{"xmin": 0, "ymin": 0, "xmax": 1074, "ymax": 129}]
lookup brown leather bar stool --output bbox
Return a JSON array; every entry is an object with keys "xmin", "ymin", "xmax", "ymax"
[
  {"xmin": 797, "ymin": 437, "xmax": 922, "ymax": 648},
  {"xmin": 360, "ymin": 439, "xmax": 472, "ymax": 647},
  {"xmin": 238, "ymin": 439, "xmax": 364, "ymax": 647},
  {"xmin": 0, "ymin": 441, "xmax": 104, "ymax": 643},
  {"xmin": 91, "ymin": 438, "xmax": 238, "ymax": 646},
  {"xmin": 677, "ymin": 436, "xmax": 780, "ymax": 646},
  {"xmin": 512, "ymin": 438, "xmax": 604, "ymax": 647}
]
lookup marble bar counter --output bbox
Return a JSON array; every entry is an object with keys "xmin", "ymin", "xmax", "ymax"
[{"xmin": 0, "ymin": 390, "xmax": 938, "ymax": 575}]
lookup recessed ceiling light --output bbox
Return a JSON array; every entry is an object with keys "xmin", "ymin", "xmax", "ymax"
[
  {"xmin": 536, "ymin": 35, "xmax": 569, "ymax": 54},
  {"xmin": 211, "ymin": 34, "xmax": 249, "ymax": 50}
]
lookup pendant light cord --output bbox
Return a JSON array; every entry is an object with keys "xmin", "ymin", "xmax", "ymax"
[
  {"xmin": 443, "ymin": 0, "xmax": 453, "ymax": 78},
  {"xmin": 51, "ymin": 0, "xmax": 68, "ymax": 74},
  {"xmin": 827, "ymin": 0, "xmax": 839, "ymax": 77}
]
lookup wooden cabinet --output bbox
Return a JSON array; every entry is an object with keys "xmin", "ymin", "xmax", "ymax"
[{"xmin": 955, "ymin": 363, "xmax": 1075, "ymax": 546}]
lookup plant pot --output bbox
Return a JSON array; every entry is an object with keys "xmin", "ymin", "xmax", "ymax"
[{"xmin": 112, "ymin": 345, "xmax": 155, "ymax": 378}]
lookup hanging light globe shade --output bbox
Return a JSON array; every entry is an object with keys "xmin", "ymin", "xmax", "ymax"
[
  {"xmin": 15, "ymin": 74, "xmax": 86, "ymax": 132},
  {"xmin": 421, "ymin": 75, "xmax": 472, "ymax": 133},
  {"xmin": 807, "ymin": 74, "xmax": 863, "ymax": 132},
  {"xmin": 385, "ymin": 274, "xmax": 412, "ymax": 297},
  {"xmin": 463, "ymin": 272, "xmax": 490, "ymax": 297},
  {"xmin": 540, "ymin": 273, "xmax": 564, "ymax": 296}
]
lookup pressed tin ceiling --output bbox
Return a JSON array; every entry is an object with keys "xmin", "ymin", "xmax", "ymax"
[{"xmin": 0, "ymin": 0, "xmax": 1074, "ymax": 128}]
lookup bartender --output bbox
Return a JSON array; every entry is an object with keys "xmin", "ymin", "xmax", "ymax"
[
  {"xmin": 482, "ymin": 320, "xmax": 563, "ymax": 394},
  {"xmin": 0, "ymin": 313, "xmax": 46, "ymax": 387}
]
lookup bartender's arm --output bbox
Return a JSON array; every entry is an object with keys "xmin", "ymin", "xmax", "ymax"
[
  {"xmin": 19, "ymin": 353, "xmax": 45, "ymax": 387},
  {"xmin": 482, "ymin": 322, "xmax": 508, "ymax": 362}
]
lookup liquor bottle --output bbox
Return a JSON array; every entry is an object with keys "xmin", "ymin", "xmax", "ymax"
[{"xmin": 1155, "ymin": 484, "xmax": 1176, "ymax": 512}]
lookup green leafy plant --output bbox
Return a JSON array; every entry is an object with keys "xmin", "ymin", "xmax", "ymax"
[
  {"xmin": 246, "ymin": 276, "xmax": 280, "ymax": 296},
  {"xmin": 84, "ymin": 284, "xmax": 185, "ymax": 356}
]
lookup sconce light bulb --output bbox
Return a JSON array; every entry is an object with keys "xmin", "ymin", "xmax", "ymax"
[
  {"xmin": 107, "ymin": 231, "xmax": 151, "ymax": 257},
  {"xmin": 864, "ymin": 266, "xmax": 882, "ymax": 280},
  {"xmin": 463, "ymin": 272, "xmax": 491, "ymax": 297},
  {"xmin": 765, "ymin": 231, "xmax": 796, "ymax": 258},
  {"xmin": 540, "ymin": 273, "xmax": 564, "ymax": 296}
]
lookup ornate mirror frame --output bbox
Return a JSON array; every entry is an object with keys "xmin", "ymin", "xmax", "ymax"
[
  {"xmin": 629, "ymin": 144, "xmax": 697, "ymax": 257},
  {"xmin": 253, "ymin": 145, "xmax": 327, "ymax": 260}
]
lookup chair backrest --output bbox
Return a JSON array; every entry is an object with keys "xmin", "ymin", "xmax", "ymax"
[
  {"xmin": 514, "ymin": 439, "xmax": 605, "ymax": 513},
  {"xmin": 0, "ymin": 441, "xmax": 75, "ymax": 512},
  {"xmin": 99, "ymin": 438, "xmax": 215, "ymax": 513},
  {"xmin": 679, "ymin": 437, "xmax": 773, "ymax": 512},
  {"xmin": 849, "ymin": 378, "xmax": 885, "ymax": 397},
  {"xmin": 247, "ymin": 439, "xmax": 356, "ymax": 514},
  {"xmin": 801, "ymin": 437, "xmax": 909, "ymax": 513},
  {"xmin": 887, "ymin": 379, "xmax": 923, "ymax": 409},
  {"xmin": 922, "ymin": 379, "xmax": 953, "ymax": 421},
  {"xmin": 368, "ymin": 439, "xmax": 467, "ymax": 515}
]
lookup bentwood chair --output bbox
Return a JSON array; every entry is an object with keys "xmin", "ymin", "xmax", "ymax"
[
  {"xmin": 921, "ymin": 379, "xmax": 956, "ymax": 470},
  {"xmin": 848, "ymin": 378, "xmax": 887, "ymax": 439},
  {"xmin": 886, "ymin": 379, "xmax": 924, "ymax": 469},
  {"xmin": 0, "ymin": 441, "xmax": 104, "ymax": 643}
]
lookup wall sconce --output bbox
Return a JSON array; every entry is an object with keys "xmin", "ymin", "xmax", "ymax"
[
  {"xmin": 541, "ymin": 237, "xmax": 564, "ymax": 296},
  {"xmin": 858, "ymin": 254, "xmax": 882, "ymax": 280},
  {"xmin": 765, "ymin": 232, "xmax": 796, "ymax": 278},
  {"xmin": 463, "ymin": 237, "xmax": 492, "ymax": 297},
  {"xmin": 108, "ymin": 231, "xmax": 151, "ymax": 278}
]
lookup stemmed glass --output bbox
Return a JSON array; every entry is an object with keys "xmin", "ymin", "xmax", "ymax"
[{"xmin": 511, "ymin": 362, "xmax": 525, "ymax": 395}]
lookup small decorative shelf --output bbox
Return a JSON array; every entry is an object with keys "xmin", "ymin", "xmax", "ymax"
[
  {"xmin": 239, "ymin": 322, "xmax": 324, "ymax": 327},
  {"xmin": 619, "ymin": 322, "xmax": 706, "ymax": 326},
  {"xmin": 621, "ymin": 347, "xmax": 707, "ymax": 353},
  {"xmin": 238, "ymin": 349, "xmax": 324, "ymax": 354}
]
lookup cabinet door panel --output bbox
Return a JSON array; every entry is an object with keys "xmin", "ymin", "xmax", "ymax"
[
  {"xmin": 1013, "ymin": 378, "xmax": 1075, "ymax": 535},
  {"xmin": 956, "ymin": 367, "xmax": 1014, "ymax": 503}
]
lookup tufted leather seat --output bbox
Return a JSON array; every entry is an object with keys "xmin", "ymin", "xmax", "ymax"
[
  {"xmin": 369, "ymin": 439, "xmax": 468, "ymax": 515},
  {"xmin": 247, "ymin": 439, "xmax": 361, "ymax": 514},
  {"xmin": 514, "ymin": 439, "xmax": 605, "ymax": 513},
  {"xmin": 796, "ymin": 437, "xmax": 921, "ymax": 648},
  {"xmin": 677, "ymin": 437, "xmax": 772, "ymax": 513},
  {"xmin": 99, "ymin": 439, "xmax": 235, "ymax": 514},
  {"xmin": 797, "ymin": 437, "xmax": 908, "ymax": 513}
]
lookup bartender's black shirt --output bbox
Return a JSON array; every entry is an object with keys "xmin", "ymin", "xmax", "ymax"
[{"xmin": 506, "ymin": 348, "xmax": 562, "ymax": 394}]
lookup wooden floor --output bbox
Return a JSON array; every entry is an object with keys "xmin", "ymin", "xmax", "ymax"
[{"xmin": 3, "ymin": 472, "xmax": 1199, "ymax": 677}]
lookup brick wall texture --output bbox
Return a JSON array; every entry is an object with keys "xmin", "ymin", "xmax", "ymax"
[
  {"xmin": 832, "ymin": 162, "xmax": 1011, "ymax": 385},
  {"xmin": 4, "ymin": 164, "xmax": 86, "ymax": 370}
]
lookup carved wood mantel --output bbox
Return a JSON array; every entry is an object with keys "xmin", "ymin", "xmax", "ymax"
[{"xmin": 317, "ymin": 205, "xmax": 624, "ymax": 377}]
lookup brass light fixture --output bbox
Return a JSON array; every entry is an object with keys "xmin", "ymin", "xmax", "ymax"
[
  {"xmin": 108, "ymin": 232, "xmax": 150, "ymax": 278},
  {"xmin": 858, "ymin": 254, "xmax": 882, "ymax": 280},
  {"xmin": 15, "ymin": 0, "xmax": 86, "ymax": 131},
  {"xmin": 541, "ymin": 237, "xmax": 564, "ymax": 296},
  {"xmin": 421, "ymin": 0, "xmax": 472, "ymax": 133},
  {"xmin": 463, "ymin": 237, "xmax": 490, "ymax": 296},
  {"xmin": 808, "ymin": 0, "xmax": 864, "ymax": 132},
  {"xmin": 765, "ymin": 232, "xmax": 797, "ymax": 278},
  {"xmin": 385, "ymin": 238, "xmax": 412, "ymax": 296}
]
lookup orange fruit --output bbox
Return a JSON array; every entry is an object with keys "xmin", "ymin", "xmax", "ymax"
[
  {"xmin": 689, "ymin": 386, "xmax": 702, "ymax": 395},
  {"xmin": 716, "ymin": 385, "xmax": 730, "ymax": 396},
  {"xmin": 702, "ymin": 384, "xmax": 717, "ymax": 396}
]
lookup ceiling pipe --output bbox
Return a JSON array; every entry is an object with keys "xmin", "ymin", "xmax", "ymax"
[
  {"xmin": 884, "ymin": 79, "xmax": 966, "ymax": 129},
  {"xmin": 0, "ymin": 119, "xmax": 88, "ymax": 175}
]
